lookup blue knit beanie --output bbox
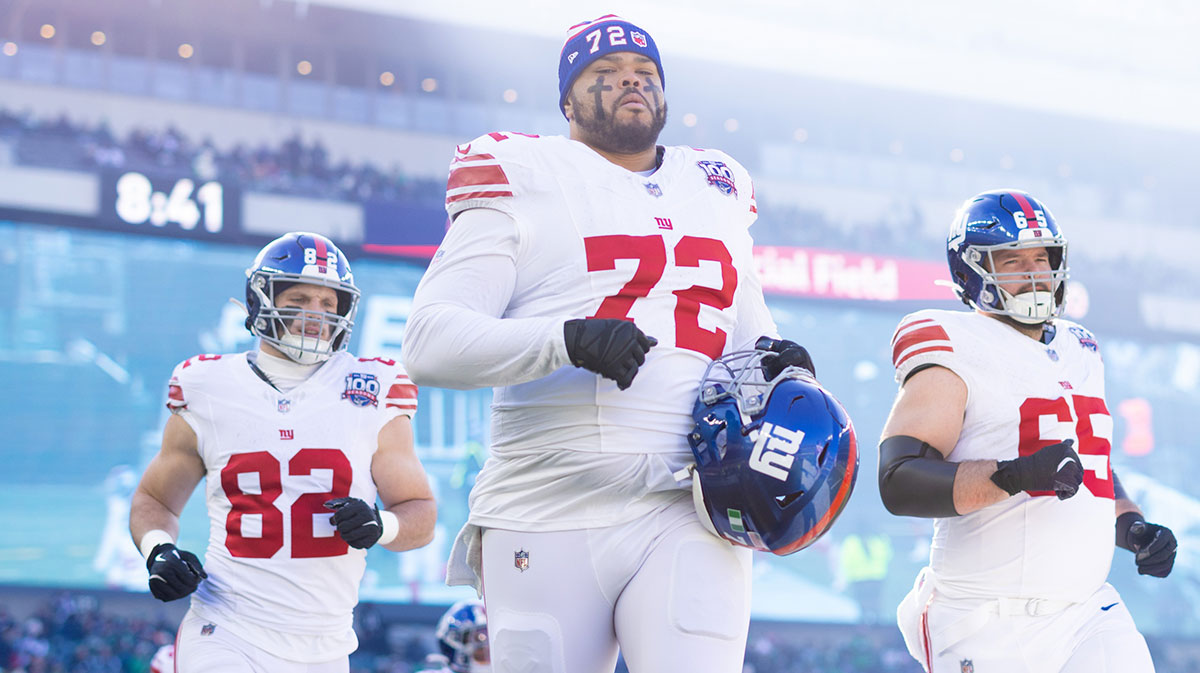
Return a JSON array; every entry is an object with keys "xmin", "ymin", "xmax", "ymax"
[{"xmin": 558, "ymin": 15, "xmax": 664, "ymax": 117}]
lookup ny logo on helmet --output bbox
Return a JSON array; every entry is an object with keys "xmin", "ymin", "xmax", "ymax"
[{"xmin": 748, "ymin": 422, "xmax": 806, "ymax": 481}]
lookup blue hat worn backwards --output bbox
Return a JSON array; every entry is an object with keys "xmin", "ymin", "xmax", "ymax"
[{"xmin": 558, "ymin": 15, "xmax": 664, "ymax": 117}]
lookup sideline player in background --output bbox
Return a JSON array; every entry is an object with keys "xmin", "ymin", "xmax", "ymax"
[
  {"xmin": 416, "ymin": 599, "xmax": 490, "ymax": 673},
  {"xmin": 878, "ymin": 190, "xmax": 1177, "ymax": 672},
  {"xmin": 402, "ymin": 14, "xmax": 814, "ymax": 673},
  {"xmin": 130, "ymin": 232, "xmax": 436, "ymax": 672},
  {"xmin": 150, "ymin": 643, "xmax": 174, "ymax": 673}
]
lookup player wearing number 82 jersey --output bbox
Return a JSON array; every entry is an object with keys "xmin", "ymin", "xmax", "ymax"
[{"xmin": 131, "ymin": 233, "xmax": 436, "ymax": 672}]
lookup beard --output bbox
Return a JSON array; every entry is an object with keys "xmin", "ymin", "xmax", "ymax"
[{"xmin": 570, "ymin": 89, "xmax": 668, "ymax": 154}]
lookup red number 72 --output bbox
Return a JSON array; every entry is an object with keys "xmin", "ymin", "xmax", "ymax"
[{"xmin": 583, "ymin": 234, "xmax": 738, "ymax": 360}]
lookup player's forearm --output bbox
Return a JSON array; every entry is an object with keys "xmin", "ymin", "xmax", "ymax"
[
  {"xmin": 952, "ymin": 460, "xmax": 1010, "ymax": 514},
  {"xmin": 402, "ymin": 303, "xmax": 569, "ymax": 389},
  {"xmin": 129, "ymin": 489, "xmax": 182, "ymax": 550},
  {"xmin": 378, "ymin": 498, "xmax": 438, "ymax": 552}
]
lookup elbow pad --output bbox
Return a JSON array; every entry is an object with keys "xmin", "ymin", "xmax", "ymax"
[{"xmin": 878, "ymin": 435, "xmax": 960, "ymax": 518}]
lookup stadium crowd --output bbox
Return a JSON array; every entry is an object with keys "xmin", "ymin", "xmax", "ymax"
[
  {"xmin": 0, "ymin": 592, "xmax": 934, "ymax": 673},
  {"xmin": 0, "ymin": 107, "xmax": 444, "ymax": 205}
]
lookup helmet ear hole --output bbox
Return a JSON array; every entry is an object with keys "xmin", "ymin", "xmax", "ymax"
[{"xmin": 776, "ymin": 491, "xmax": 805, "ymax": 508}]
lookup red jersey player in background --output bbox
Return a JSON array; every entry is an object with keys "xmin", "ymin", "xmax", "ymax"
[
  {"xmin": 130, "ymin": 232, "xmax": 436, "ymax": 672},
  {"xmin": 402, "ymin": 14, "xmax": 817, "ymax": 673},
  {"xmin": 878, "ymin": 190, "xmax": 1177, "ymax": 672}
]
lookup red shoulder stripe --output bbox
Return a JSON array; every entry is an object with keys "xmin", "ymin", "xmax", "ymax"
[
  {"xmin": 892, "ymin": 323, "xmax": 952, "ymax": 368},
  {"xmin": 895, "ymin": 344, "xmax": 954, "ymax": 368},
  {"xmin": 386, "ymin": 382, "xmax": 418, "ymax": 400},
  {"xmin": 453, "ymin": 153, "xmax": 497, "ymax": 163},
  {"xmin": 448, "ymin": 164, "xmax": 509, "ymax": 190},
  {"xmin": 447, "ymin": 190, "xmax": 514, "ymax": 204},
  {"xmin": 891, "ymin": 318, "xmax": 934, "ymax": 347}
]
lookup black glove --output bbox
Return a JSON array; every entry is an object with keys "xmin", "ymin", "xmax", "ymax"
[
  {"xmin": 324, "ymin": 497, "xmax": 384, "ymax": 549},
  {"xmin": 146, "ymin": 543, "xmax": 206, "ymax": 602},
  {"xmin": 990, "ymin": 439, "xmax": 1083, "ymax": 499},
  {"xmin": 1116, "ymin": 511, "xmax": 1177, "ymax": 578},
  {"xmin": 564, "ymin": 318, "xmax": 657, "ymax": 390},
  {"xmin": 756, "ymin": 336, "xmax": 816, "ymax": 379}
]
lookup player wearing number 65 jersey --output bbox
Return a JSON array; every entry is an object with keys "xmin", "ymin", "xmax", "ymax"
[
  {"xmin": 130, "ymin": 232, "xmax": 436, "ymax": 673},
  {"xmin": 403, "ymin": 15, "xmax": 816, "ymax": 673},
  {"xmin": 878, "ymin": 191, "xmax": 1177, "ymax": 673}
]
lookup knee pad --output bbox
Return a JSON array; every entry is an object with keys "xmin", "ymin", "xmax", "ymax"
[
  {"xmin": 490, "ymin": 610, "xmax": 565, "ymax": 673},
  {"xmin": 669, "ymin": 538, "xmax": 750, "ymax": 640}
]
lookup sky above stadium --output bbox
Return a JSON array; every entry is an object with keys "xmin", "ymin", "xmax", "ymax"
[{"xmin": 290, "ymin": 0, "xmax": 1200, "ymax": 134}]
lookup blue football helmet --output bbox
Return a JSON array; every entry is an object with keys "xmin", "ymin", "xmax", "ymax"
[
  {"xmin": 245, "ymin": 232, "xmax": 360, "ymax": 364},
  {"xmin": 436, "ymin": 599, "xmax": 489, "ymax": 673},
  {"xmin": 947, "ymin": 189, "xmax": 1069, "ymax": 324},
  {"xmin": 685, "ymin": 349, "xmax": 858, "ymax": 555}
]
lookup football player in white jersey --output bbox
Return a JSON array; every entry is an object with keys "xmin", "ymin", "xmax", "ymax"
[
  {"xmin": 878, "ymin": 190, "xmax": 1178, "ymax": 672},
  {"xmin": 402, "ymin": 14, "xmax": 815, "ymax": 673},
  {"xmin": 130, "ymin": 232, "xmax": 437, "ymax": 673}
]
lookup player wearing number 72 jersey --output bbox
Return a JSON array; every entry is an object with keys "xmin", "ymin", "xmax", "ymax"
[
  {"xmin": 403, "ymin": 15, "xmax": 815, "ymax": 673},
  {"xmin": 130, "ymin": 232, "xmax": 436, "ymax": 672},
  {"xmin": 878, "ymin": 191, "xmax": 1176, "ymax": 672}
]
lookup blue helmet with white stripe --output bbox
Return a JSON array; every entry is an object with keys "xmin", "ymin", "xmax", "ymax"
[
  {"xmin": 685, "ymin": 349, "xmax": 858, "ymax": 556},
  {"xmin": 947, "ymin": 190, "xmax": 1069, "ymax": 324}
]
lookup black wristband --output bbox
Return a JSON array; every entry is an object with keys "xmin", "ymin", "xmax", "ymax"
[{"xmin": 1115, "ymin": 511, "xmax": 1145, "ymax": 552}]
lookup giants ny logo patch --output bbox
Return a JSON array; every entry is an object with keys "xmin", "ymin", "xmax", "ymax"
[
  {"xmin": 696, "ymin": 160, "xmax": 737, "ymax": 197},
  {"xmin": 342, "ymin": 372, "xmax": 380, "ymax": 407},
  {"xmin": 748, "ymin": 422, "xmax": 806, "ymax": 481}
]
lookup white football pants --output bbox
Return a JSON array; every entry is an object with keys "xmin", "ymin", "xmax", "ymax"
[
  {"xmin": 175, "ymin": 610, "xmax": 349, "ymax": 673},
  {"xmin": 480, "ymin": 494, "xmax": 753, "ymax": 673},
  {"xmin": 904, "ymin": 581, "xmax": 1154, "ymax": 673}
]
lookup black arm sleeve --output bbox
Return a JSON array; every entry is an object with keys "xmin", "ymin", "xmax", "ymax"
[{"xmin": 878, "ymin": 435, "xmax": 960, "ymax": 518}]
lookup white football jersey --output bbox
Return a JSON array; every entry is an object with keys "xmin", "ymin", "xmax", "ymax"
[
  {"xmin": 165, "ymin": 350, "xmax": 417, "ymax": 662},
  {"xmin": 891, "ymin": 309, "xmax": 1114, "ymax": 602},
  {"xmin": 438, "ymin": 131, "xmax": 777, "ymax": 530}
]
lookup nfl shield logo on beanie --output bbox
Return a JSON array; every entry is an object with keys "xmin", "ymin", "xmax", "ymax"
[{"xmin": 558, "ymin": 15, "xmax": 664, "ymax": 116}]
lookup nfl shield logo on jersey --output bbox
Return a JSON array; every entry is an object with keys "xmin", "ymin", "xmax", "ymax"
[
  {"xmin": 514, "ymin": 549, "xmax": 530, "ymax": 572},
  {"xmin": 644, "ymin": 181, "xmax": 662, "ymax": 198},
  {"xmin": 959, "ymin": 659, "xmax": 974, "ymax": 673},
  {"xmin": 342, "ymin": 373, "xmax": 380, "ymax": 407},
  {"xmin": 277, "ymin": 398, "xmax": 291, "ymax": 414},
  {"xmin": 696, "ymin": 160, "xmax": 737, "ymax": 197},
  {"xmin": 201, "ymin": 623, "xmax": 216, "ymax": 636}
]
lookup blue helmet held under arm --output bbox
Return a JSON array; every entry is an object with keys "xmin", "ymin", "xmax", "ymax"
[{"xmin": 685, "ymin": 349, "xmax": 858, "ymax": 555}]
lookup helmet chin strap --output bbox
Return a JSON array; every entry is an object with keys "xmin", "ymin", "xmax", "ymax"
[{"xmin": 998, "ymin": 287, "xmax": 1056, "ymax": 324}]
